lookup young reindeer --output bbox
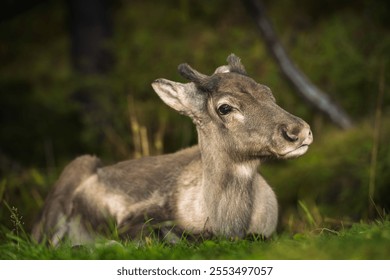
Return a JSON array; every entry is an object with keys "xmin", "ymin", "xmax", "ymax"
[{"xmin": 33, "ymin": 54, "xmax": 313, "ymax": 245}]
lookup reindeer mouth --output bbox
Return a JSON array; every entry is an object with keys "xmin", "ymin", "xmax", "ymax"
[
  {"xmin": 280, "ymin": 144, "xmax": 309, "ymax": 159},
  {"xmin": 254, "ymin": 144, "xmax": 310, "ymax": 160}
]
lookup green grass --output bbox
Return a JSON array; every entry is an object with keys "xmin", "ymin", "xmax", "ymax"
[{"xmin": 1, "ymin": 221, "xmax": 389, "ymax": 260}]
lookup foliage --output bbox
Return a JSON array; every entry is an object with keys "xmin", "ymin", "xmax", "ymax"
[
  {"xmin": 261, "ymin": 118, "xmax": 390, "ymax": 232},
  {"xmin": 0, "ymin": 219, "xmax": 389, "ymax": 260}
]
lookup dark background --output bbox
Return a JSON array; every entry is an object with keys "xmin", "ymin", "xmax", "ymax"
[{"xmin": 0, "ymin": 0, "xmax": 389, "ymax": 235}]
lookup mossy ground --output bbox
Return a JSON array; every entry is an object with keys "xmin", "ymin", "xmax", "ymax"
[{"xmin": 1, "ymin": 220, "xmax": 388, "ymax": 260}]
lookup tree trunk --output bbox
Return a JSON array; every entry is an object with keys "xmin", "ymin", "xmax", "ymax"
[
  {"xmin": 242, "ymin": 0, "xmax": 353, "ymax": 129},
  {"xmin": 67, "ymin": 0, "xmax": 115, "ymax": 148},
  {"xmin": 67, "ymin": 0, "xmax": 113, "ymax": 75}
]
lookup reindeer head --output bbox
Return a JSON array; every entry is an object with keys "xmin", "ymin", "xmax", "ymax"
[{"xmin": 152, "ymin": 54, "xmax": 313, "ymax": 161}]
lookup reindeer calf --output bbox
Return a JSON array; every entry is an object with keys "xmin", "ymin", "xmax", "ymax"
[{"xmin": 33, "ymin": 54, "xmax": 313, "ymax": 245}]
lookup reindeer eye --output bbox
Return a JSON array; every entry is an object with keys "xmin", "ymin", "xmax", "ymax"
[{"xmin": 217, "ymin": 104, "xmax": 233, "ymax": 115}]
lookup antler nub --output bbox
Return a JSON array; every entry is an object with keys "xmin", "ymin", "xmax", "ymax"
[
  {"xmin": 177, "ymin": 54, "xmax": 247, "ymax": 92},
  {"xmin": 226, "ymin": 53, "xmax": 247, "ymax": 75},
  {"xmin": 178, "ymin": 63, "xmax": 208, "ymax": 84},
  {"xmin": 178, "ymin": 63, "xmax": 219, "ymax": 93}
]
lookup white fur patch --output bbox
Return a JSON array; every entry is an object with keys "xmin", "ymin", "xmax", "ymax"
[
  {"xmin": 247, "ymin": 175, "xmax": 278, "ymax": 237},
  {"xmin": 176, "ymin": 184, "xmax": 207, "ymax": 233},
  {"xmin": 233, "ymin": 112, "xmax": 245, "ymax": 123},
  {"xmin": 75, "ymin": 175, "xmax": 134, "ymax": 224},
  {"xmin": 51, "ymin": 213, "xmax": 68, "ymax": 246},
  {"xmin": 234, "ymin": 164, "xmax": 255, "ymax": 178},
  {"xmin": 76, "ymin": 175, "xmax": 168, "ymax": 226},
  {"xmin": 175, "ymin": 163, "xmax": 209, "ymax": 233}
]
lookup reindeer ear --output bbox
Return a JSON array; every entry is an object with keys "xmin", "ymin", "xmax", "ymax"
[
  {"xmin": 151, "ymin": 79, "xmax": 204, "ymax": 117},
  {"xmin": 213, "ymin": 65, "xmax": 231, "ymax": 74}
]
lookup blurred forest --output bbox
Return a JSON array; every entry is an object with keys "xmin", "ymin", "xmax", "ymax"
[{"xmin": 0, "ymin": 0, "xmax": 389, "ymax": 236}]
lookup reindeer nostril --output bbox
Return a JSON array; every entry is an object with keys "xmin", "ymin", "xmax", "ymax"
[{"xmin": 282, "ymin": 128, "xmax": 299, "ymax": 142}]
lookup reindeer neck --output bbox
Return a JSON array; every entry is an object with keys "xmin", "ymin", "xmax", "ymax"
[{"xmin": 197, "ymin": 132, "xmax": 260, "ymax": 238}]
